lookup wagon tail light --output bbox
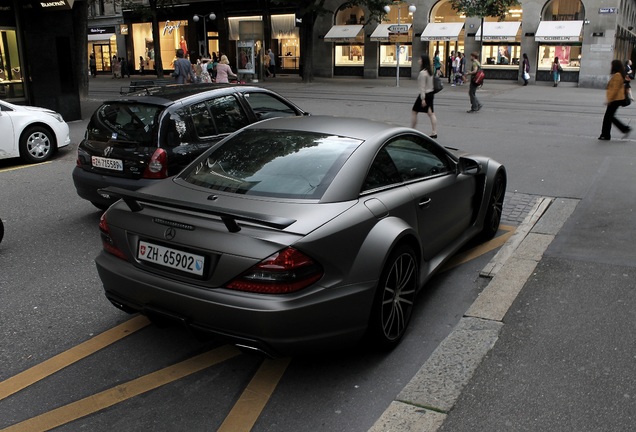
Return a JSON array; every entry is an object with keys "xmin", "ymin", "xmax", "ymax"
[
  {"xmin": 226, "ymin": 247, "xmax": 323, "ymax": 294},
  {"xmin": 143, "ymin": 148, "xmax": 168, "ymax": 179},
  {"xmin": 99, "ymin": 213, "xmax": 127, "ymax": 260}
]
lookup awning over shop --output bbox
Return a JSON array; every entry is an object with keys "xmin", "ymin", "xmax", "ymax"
[
  {"xmin": 324, "ymin": 25, "xmax": 364, "ymax": 42},
  {"xmin": 420, "ymin": 22, "xmax": 464, "ymax": 41},
  {"xmin": 535, "ymin": 20, "xmax": 584, "ymax": 42},
  {"xmin": 370, "ymin": 24, "xmax": 412, "ymax": 42},
  {"xmin": 475, "ymin": 21, "xmax": 521, "ymax": 42}
]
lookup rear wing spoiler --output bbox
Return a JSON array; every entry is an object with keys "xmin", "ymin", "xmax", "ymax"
[{"xmin": 99, "ymin": 187, "xmax": 296, "ymax": 233}]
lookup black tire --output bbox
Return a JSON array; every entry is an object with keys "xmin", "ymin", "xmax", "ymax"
[
  {"xmin": 19, "ymin": 125, "xmax": 55, "ymax": 163},
  {"xmin": 0, "ymin": 219, "xmax": 4, "ymax": 244},
  {"xmin": 480, "ymin": 171, "xmax": 506, "ymax": 241},
  {"xmin": 367, "ymin": 244, "xmax": 418, "ymax": 350}
]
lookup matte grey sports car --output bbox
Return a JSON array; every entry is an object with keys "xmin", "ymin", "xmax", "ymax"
[{"xmin": 96, "ymin": 115, "xmax": 506, "ymax": 356}]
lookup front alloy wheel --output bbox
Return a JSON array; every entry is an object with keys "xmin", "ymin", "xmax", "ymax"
[
  {"xmin": 20, "ymin": 126, "xmax": 54, "ymax": 163},
  {"xmin": 480, "ymin": 171, "xmax": 506, "ymax": 241},
  {"xmin": 368, "ymin": 244, "xmax": 418, "ymax": 350}
]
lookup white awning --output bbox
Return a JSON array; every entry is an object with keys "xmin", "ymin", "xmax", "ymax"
[
  {"xmin": 475, "ymin": 21, "xmax": 521, "ymax": 42},
  {"xmin": 324, "ymin": 25, "xmax": 364, "ymax": 42},
  {"xmin": 88, "ymin": 33, "xmax": 114, "ymax": 41},
  {"xmin": 420, "ymin": 23, "xmax": 464, "ymax": 41},
  {"xmin": 535, "ymin": 20, "xmax": 584, "ymax": 42},
  {"xmin": 370, "ymin": 24, "xmax": 412, "ymax": 42}
]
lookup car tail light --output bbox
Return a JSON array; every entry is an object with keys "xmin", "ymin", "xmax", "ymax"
[
  {"xmin": 226, "ymin": 247, "xmax": 323, "ymax": 294},
  {"xmin": 143, "ymin": 148, "xmax": 168, "ymax": 179},
  {"xmin": 99, "ymin": 213, "xmax": 127, "ymax": 260}
]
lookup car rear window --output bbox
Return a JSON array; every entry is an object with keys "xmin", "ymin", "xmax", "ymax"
[
  {"xmin": 87, "ymin": 102, "xmax": 162, "ymax": 146},
  {"xmin": 181, "ymin": 129, "xmax": 361, "ymax": 199}
]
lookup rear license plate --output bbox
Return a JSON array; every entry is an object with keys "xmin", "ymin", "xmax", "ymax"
[
  {"xmin": 137, "ymin": 240, "xmax": 205, "ymax": 276},
  {"xmin": 92, "ymin": 156, "xmax": 123, "ymax": 171}
]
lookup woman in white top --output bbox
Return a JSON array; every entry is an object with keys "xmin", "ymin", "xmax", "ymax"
[{"xmin": 411, "ymin": 53, "xmax": 438, "ymax": 138}]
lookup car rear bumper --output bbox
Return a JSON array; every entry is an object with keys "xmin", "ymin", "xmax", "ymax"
[
  {"xmin": 72, "ymin": 166, "xmax": 159, "ymax": 207},
  {"xmin": 95, "ymin": 251, "xmax": 375, "ymax": 357}
]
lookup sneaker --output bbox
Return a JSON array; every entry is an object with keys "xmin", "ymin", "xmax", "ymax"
[
  {"xmin": 598, "ymin": 136, "xmax": 610, "ymax": 140},
  {"xmin": 467, "ymin": 109, "xmax": 476, "ymax": 113},
  {"xmin": 451, "ymin": 84, "xmax": 456, "ymax": 86},
  {"xmin": 477, "ymin": 104, "xmax": 483, "ymax": 111}
]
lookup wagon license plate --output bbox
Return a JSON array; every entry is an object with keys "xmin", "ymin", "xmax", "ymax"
[
  {"xmin": 92, "ymin": 156, "xmax": 123, "ymax": 171},
  {"xmin": 138, "ymin": 241, "xmax": 205, "ymax": 276}
]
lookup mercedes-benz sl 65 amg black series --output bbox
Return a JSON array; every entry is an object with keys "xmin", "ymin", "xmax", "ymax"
[{"xmin": 95, "ymin": 115, "xmax": 506, "ymax": 357}]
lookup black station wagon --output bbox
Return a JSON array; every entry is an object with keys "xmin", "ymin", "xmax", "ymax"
[{"xmin": 72, "ymin": 83, "xmax": 307, "ymax": 209}]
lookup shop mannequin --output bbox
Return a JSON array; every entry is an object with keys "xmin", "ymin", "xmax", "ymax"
[{"xmin": 180, "ymin": 36, "xmax": 188, "ymax": 57}]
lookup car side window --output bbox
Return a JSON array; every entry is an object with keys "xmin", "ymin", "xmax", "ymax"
[
  {"xmin": 243, "ymin": 92, "xmax": 298, "ymax": 120},
  {"xmin": 384, "ymin": 136, "xmax": 452, "ymax": 181},
  {"xmin": 189, "ymin": 101, "xmax": 216, "ymax": 138},
  {"xmin": 362, "ymin": 147, "xmax": 401, "ymax": 191},
  {"xmin": 206, "ymin": 95, "xmax": 250, "ymax": 134}
]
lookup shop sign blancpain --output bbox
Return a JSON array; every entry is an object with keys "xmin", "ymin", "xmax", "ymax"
[{"xmin": 39, "ymin": 0, "xmax": 74, "ymax": 10}]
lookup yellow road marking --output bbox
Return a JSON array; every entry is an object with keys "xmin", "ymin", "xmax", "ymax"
[
  {"xmin": 441, "ymin": 225, "xmax": 515, "ymax": 272},
  {"xmin": 218, "ymin": 357, "xmax": 292, "ymax": 432},
  {"xmin": 0, "ymin": 162, "xmax": 52, "ymax": 173},
  {"xmin": 1, "ymin": 345, "xmax": 242, "ymax": 432},
  {"xmin": 0, "ymin": 315, "xmax": 150, "ymax": 401}
]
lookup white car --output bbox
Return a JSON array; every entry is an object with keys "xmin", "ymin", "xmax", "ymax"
[{"xmin": 0, "ymin": 100, "xmax": 70, "ymax": 163}]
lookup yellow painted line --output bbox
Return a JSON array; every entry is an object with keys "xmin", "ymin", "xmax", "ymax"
[
  {"xmin": 217, "ymin": 357, "xmax": 292, "ymax": 432},
  {"xmin": 441, "ymin": 225, "xmax": 515, "ymax": 272},
  {"xmin": 0, "ymin": 162, "xmax": 52, "ymax": 173},
  {"xmin": 0, "ymin": 315, "xmax": 150, "ymax": 401},
  {"xmin": 1, "ymin": 345, "xmax": 242, "ymax": 432}
]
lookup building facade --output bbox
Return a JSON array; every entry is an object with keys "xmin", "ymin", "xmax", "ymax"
[{"xmin": 81, "ymin": 0, "xmax": 635, "ymax": 88}]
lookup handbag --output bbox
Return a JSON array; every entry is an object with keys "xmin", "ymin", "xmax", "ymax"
[
  {"xmin": 523, "ymin": 72, "xmax": 530, "ymax": 80},
  {"xmin": 433, "ymin": 75, "xmax": 443, "ymax": 93},
  {"xmin": 473, "ymin": 69, "xmax": 485, "ymax": 86}
]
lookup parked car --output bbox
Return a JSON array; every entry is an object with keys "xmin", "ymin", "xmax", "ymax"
[
  {"xmin": 95, "ymin": 116, "xmax": 506, "ymax": 356},
  {"xmin": 0, "ymin": 100, "xmax": 70, "ymax": 163},
  {"xmin": 72, "ymin": 83, "xmax": 308, "ymax": 210}
]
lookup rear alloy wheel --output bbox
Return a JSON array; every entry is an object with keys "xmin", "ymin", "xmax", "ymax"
[
  {"xmin": 480, "ymin": 172, "xmax": 505, "ymax": 241},
  {"xmin": 368, "ymin": 244, "xmax": 418, "ymax": 350},
  {"xmin": 20, "ymin": 126, "xmax": 55, "ymax": 163}
]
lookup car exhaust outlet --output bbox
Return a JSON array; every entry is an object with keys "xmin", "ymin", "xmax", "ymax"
[{"xmin": 234, "ymin": 343, "xmax": 274, "ymax": 358}]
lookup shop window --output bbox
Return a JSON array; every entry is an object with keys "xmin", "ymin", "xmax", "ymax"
[
  {"xmin": 131, "ymin": 21, "xmax": 189, "ymax": 71},
  {"xmin": 481, "ymin": 45, "xmax": 521, "ymax": 66},
  {"xmin": 0, "ymin": 29, "xmax": 24, "ymax": 100},
  {"xmin": 380, "ymin": 45, "xmax": 412, "ymax": 67},
  {"xmin": 538, "ymin": 45, "xmax": 581, "ymax": 70},
  {"xmin": 542, "ymin": 0, "xmax": 585, "ymax": 21},
  {"xmin": 335, "ymin": 45, "xmax": 364, "ymax": 66}
]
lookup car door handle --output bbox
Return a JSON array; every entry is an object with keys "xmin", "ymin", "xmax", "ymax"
[{"xmin": 418, "ymin": 198, "xmax": 432, "ymax": 208}]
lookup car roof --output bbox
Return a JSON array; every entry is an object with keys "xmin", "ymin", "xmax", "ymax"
[
  {"xmin": 244, "ymin": 115, "xmax": 412, "ymax": 142},
  {"xmin": 104, "ymin": 84, "xmax": 273, "ymax": 106}
]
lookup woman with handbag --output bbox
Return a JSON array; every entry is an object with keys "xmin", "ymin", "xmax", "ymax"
[
  {"xmin": 522, "ymin": 53, "xmax": 530, "ymax": 86},
  {"xmin": 551, "ymin": 57, "xmax": 562, "ymax": 87},
  {"xmin": 411, "ymin": 53, "xmax": 437, "ymax": 139},
  {"xmin": 599, "ymin": 59, "xmax": 631, "ymax": 141},
  {"xmin": 464, "ymin": 51, "xmax": 483, "ymax": 113}
]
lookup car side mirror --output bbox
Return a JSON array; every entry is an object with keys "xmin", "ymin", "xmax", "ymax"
[{"xmin": 458, "ymin": 156, "xmax": 483, "ymax": 175}]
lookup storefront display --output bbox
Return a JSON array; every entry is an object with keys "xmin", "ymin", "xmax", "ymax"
[
  {"xmin": 131, "ymin": 20, "xmax": 188, "ymax": 71},
  {"xmin": 0, "ymin": 29, "xmax": 24, "ymax": 100}
]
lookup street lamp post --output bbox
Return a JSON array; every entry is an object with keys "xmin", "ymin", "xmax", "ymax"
[
  {"xmin": 384, "ymin": 2, "xmax": 416, "ymax": 87},
  {"xmin": 192, "ymin": 13, "xmax": 216, "ymax": 58}
]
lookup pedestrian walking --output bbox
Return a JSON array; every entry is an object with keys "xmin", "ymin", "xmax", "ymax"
[
  {"xmin": 267, "ymin": 48, "xmax": 276, "ymax": 77},
  {"xmin": 464, "ymin": 51, "xmax": 483, "ymax": 113},
  {"xmin": 522, "ymin": 53, "xmax": 530, "ymax": 86},
  {"xmin": 433, "ymin": 50, "xmax": 442, "ymax": 77},
  {"xmin": 446, "ymin": 50, "xmax": 454, "ymax": 83},
  {"xmin": 411, "ymin": 53, "xmax": 437, "ymax": 139},
  {"xmin": 214, "ymin": 54, "xmax": 237, "ymax": 83},
  {"xmin": 171, "ymin": 48, "xmax": 194, "ymax": 84},
  {"xmin": 89, "ymin": 54, "xmax": 97, "ymax": 78},
  {"xmin": 452, "ymin": 53, "xmax": 462, "ymax": 86},
  {"xmin": 598, "ymin": 59, "xmax": 631, "ymax": 141},
  {"xmin": 551, "ymin": 57, "xmax": 562, "ymax": 87}
]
